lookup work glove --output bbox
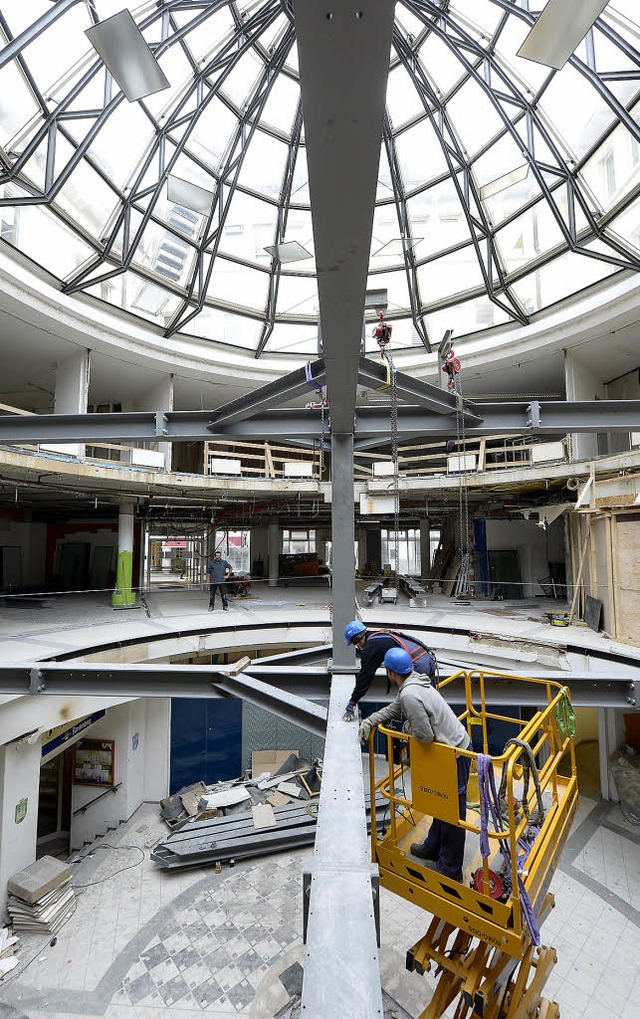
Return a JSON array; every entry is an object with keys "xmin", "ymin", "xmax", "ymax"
[{"xmin": 358, "ymin": 718, "xmax": 373, "ymax": 743}]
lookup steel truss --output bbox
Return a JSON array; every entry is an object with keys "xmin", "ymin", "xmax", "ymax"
[{"xmin": 1, "ymin": 2, "xmax": 639, "ymax": 353}]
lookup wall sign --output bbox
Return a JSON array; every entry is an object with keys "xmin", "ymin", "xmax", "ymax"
[
  {"xmin": 73, "ymin": 739, "xmax": 115, "ymax": 787},
  {"xmin": 41, "ymin": 710, "xmax": 106, "ymax": 759},
  {"xmin": 14, "ymin": 798, "xmax": 28, "ymax": 824}
]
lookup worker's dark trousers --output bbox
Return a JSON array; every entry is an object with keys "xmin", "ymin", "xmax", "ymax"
[
  {"xmin": 420, "ymin": 753, "xmax": 471, "ymax": 877},
  {"xmin": 209, "ymin": 582, "xmax": 228, "ymax": 608}
]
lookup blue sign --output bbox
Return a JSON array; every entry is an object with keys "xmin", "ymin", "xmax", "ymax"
[{"xmin": 41, "ymin": 710, "xmax": 106, "ymax": 758}]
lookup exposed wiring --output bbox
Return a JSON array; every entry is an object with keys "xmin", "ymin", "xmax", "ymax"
[{"xmin": 71, "ymin": 843, "xmax": 146, "ymax": 888}]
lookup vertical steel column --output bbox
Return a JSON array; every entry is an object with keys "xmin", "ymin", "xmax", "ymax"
[{"xmin": 331, "ymin": 432, "xmax": 356, "ymax": 670}]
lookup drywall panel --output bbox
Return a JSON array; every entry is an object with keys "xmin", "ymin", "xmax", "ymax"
[{"xmin": 613, "ymin": 515, "xmax": 640, "ymax": 644}]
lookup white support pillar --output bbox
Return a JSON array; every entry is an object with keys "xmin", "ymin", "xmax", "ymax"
[
  {"xmin": 268, "ymin": 519, "xmax": 280, "ymax": 588},
  {"xmin": 564, "ymin": 350, "xmax": 606, "ymax": 462},
  {"xmin": 112, "ymin": 500, "xmax": 136, "ymax": 607},
  {"xmin": 0, "ymin": 740, "xmax": 41, "ymax": 912},
  {"xmin": 124, "ymin": 374, "xmax": 174, "ymax": 471},
  {"xmin": 52, "ymin": 349, "xmax": 90, "ymax": 460},
  {"xmin": 419, "ymin": 518, "xmax": 431, "ymax": 579}
]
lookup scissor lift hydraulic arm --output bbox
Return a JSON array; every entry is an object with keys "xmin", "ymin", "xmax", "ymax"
[{"xmin": 366, "ymin": 670, "xmax": 578, "ymax": 1019}]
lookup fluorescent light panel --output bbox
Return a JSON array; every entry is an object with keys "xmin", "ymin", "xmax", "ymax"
[
  {"xmin": 264, "ymin": 240, "xmax": 313, "ymax": 263},
  {"xmin": 517, "ymin": 0, "xmax": 610, "ymax": 71},
  {"xmin": 364, "ymin": 289, "xmax": 388, "ymax": 310},
  {"xmin": 167, "ymin": 176, "xmax": 213, "ymax": 216},
  {"xmin": 373, "ymin": 237, "xmax": 423, "ymax": 256},
  {"xmin": 479, "ymin": 163, "xmax": 529, "ymax": 201},
  {"xmin": 86, "ymin": 9, "xmax": 170, "ymax": 102}
]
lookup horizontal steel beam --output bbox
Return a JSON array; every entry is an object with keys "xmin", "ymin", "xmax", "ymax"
[
  {"xmin": 1, "ymin": 399, "xmax": 639, "ymax": 444},
  {"xmin": 2, "ymin": 663, "xmax": 637, "ymax": 710},
  {"xmin": 211, "ymin": 359, "xmax": 326, "ymax": 427},
  {"xmin": 357, "ymin": 356, "xmax": 481, "ymax": 421}
]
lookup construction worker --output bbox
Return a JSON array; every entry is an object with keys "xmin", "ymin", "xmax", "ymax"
[
  {"xmin": 342, "ymin": 619, "xmax": 436, "ymax": 722},
  {"xmin": 358, "ymin": 647, "xmax": 471, "ymax": 883},
  {"xmin": 208, "ymin": 549, "xmax": 232, "ymax": 610}
]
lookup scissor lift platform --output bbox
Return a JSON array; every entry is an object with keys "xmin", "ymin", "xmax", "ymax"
[{"xmin": 367, "ymin": 670, "xmax": 578, "ymax": 1018}]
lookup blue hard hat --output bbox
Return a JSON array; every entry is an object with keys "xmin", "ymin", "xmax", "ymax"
[
  {"xmin": 383, "ymin": 647, "xmax": 413, "ymax": 675},
  {"xmin": 344, "ymin": 620, "xmax": 366, "ymax": 645}
]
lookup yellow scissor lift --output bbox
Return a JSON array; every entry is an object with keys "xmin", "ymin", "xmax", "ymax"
[{"xmin": 366, "ymin": 670, "xmax": 578, "ymax": 1019}]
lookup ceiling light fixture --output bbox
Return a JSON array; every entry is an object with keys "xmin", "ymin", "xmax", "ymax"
[
  {"xmin": 86, "ymin": 9, "xmax": 170, "ymax": 102},
  {"xmin": 372, "ymin": 237, "xmax": 424, "ymax": 256},
  {"xmin": 167, "ymin": 176, "xmax": 213, "ymax": 216},
  {"xmin": 517, "ymin": 0, "xmax": 610, "ymax": 71},
  {"xmin": 264, "ymin": 240, "xmax": 313, "ymax": 263},
  {"xmin": 479, "ymin": 163, "xmax": 530, "ymax": 201}
]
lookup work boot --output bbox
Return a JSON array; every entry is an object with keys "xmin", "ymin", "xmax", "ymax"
[
  {"xmin": 208, "ymin": 604, "xmax": 214, "ymax": 611},
  {"xmin": 222, "ymin": 603, "xmax": 228, "ymax": 610},
  {"xmin": 410, "ymin": 843, "xmax": 438, "ymax": 861},
  {"xmin": 343, "ymin": 701, "xmax": 356, "ymax": 722},
  {"xmin": 423, "ymin": 859, "xmax": 463, "ymax": 883}
]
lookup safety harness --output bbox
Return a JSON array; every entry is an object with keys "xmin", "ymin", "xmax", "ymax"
[{"xmin": 366, "ymin": 629, "xmax": 437, "ymax": 676}]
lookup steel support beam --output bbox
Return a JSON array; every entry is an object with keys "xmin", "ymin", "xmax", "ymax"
[
  {"xmin": 357, "ymin": 356, "xmax": 481, "ymax": 421},
  {"xmin": 295, "ymin": 0, "xmax": 395, "ymax": 434},
  {"xmin": 2, "ymin": 663, "xmax": 638, "ymax": 709},
  {"xmin": 300, "ymin": 670, "xmax": 383, "ymax": 1017},
  {"xmin": 331, "ymin": 432, "xmax": 357, "ymax": 670},
  {"xmin": 2, "ymin": 399, "xmax": 639, "ymax": 444},
  {"xmin": 210, "ymin": 359, "xmax": 326, "ymax": 427}
]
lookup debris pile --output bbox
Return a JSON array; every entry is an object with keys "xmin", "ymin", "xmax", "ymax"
[
  {"xmin": 152, "ymin": 749, "xmax": 386, "ymax": 870},
  {"xmin": 0, "ymin": 926, "xmax": 19, "ymax": 979},
  {"xmin": 159, "ymin": 750, "xmax": 322, "ymax": 832},
  {"xmin": 7, "ymin": 856, "xmax": 75, "ymax": 934}
]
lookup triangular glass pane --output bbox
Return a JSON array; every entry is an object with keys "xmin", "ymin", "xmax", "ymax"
[{"xmin": 386, "ymin": 63, "xmax": 426, "ymax": 129}]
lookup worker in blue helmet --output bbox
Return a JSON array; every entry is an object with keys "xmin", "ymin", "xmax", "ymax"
[
  {"xmin": 342, "ymin": 619, "xmax": 437, "ymax": 722},
  {"xmin": 357, "ymin": 647, "xmax": 472, "ymax": 883}
]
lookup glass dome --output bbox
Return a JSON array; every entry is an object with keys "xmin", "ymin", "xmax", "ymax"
[{"xmin": 0, "ymin": 0, "xmax": 639, "ymax": 359}]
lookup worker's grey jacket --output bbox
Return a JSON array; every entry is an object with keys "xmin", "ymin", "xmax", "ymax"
[{"xmin": 367, "ymin": 672, "xmax": 469, "ymax": 747}]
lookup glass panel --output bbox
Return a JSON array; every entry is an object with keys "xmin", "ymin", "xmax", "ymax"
[
  {"xmin": 1, "ymin": 202, "xmax": 95, "ymax": 279},
  {"xmin": 395, "ymin": 119, "xmax": 450, "ymax": 190},
  {"xmin": 447, "ymin": 80, "xmax": 505, "ymax": 159},
  {"xmin": 180, "ymin": 306, "xmax": 262, "ymax": 348},
  {"xmin": 275, "ymin": 274, "xmax": 318, "ymax": 318},
  {"xmin": 386, "ymin": 64, "xmax": 425, "ymax": 128},
  {"xmin": 207, "ymin": 257, "xmax": 270, "ymax": 313},
  {"xmin": 263, "ymin": 323, "xmax": 318, "ymax": 355},
  {"xmin": 418, "ymin": 246, "xmax": 485, "ymax": 302},
  {"xmin": 261, "ymin": 75, "xmax": 300, "ymax": 135},
  {"xmin": 409, "ymin": 177, "xmax": 470, "ymax": 258},
  {"xmin": 423, "ymin": 296, "xmax": 511, "ymax": 341},
  {"xmin": 494, "ymin": 200, "xmax": 567, "ymax": 274},
  {"xmin": 511, "ymin": 251, "xmax": 616, "ymax": 314},
  {"xmin": 538, "ymin": 66, "xmax": 616, "ymax": 162},
  {"xmin": 236, "ymin": 131, "xmax": 288, "ymax": 199}
]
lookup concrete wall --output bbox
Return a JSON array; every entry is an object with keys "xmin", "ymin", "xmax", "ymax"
[
  {"xmin": 71, "ymin": 699, "xmax": 170, "ymax": 849},
  {"xmin": 484, "ymin": 519, "xmax": 551, "ymax": 597},
  {"xmin": 0, "ymin": 515, "xmax": 47, "ymax": 589},
  {"xmin": 606, "ymin": 367, "xmax": 640, "ymax": 455},
  {"xmin": 0, "ymin": 740, "xmax": 41, "ymax": 919},
  {"xmin": 564, "ymin": 349, "xmax": 607, "ymax": 461}
]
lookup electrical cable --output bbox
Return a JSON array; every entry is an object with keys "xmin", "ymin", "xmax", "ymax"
[{"xmin": 71, "ymin": 843, "xmax": 146, "ymax": 888}]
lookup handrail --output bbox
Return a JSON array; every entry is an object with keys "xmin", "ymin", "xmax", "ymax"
[{"xmin": 72, "ymin": 781, "xmax": 122, "ymax": 816}]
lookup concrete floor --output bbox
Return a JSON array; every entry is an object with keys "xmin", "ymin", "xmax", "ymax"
[{"xmin": 1, "ymin": 586, "xmax": 639, "ymax": 1017}]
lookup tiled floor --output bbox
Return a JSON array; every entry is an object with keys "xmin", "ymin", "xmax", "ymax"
[{"xmin": 0, "ymin": 795, "xmax": 638, "ymax": 1019}]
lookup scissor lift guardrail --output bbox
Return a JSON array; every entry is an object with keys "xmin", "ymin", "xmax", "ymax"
[{"xmin": 366, "ymin": 670, "xmax": 578, "ymax": 1017}]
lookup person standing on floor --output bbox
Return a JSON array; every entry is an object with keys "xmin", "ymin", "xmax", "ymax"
[
  {"xmin": 342, "ymin": 619, "xmax": 437, "ymax": 721},
  {"xmin": 208, "ymin": 549, "xmax": 232, "ymax": 610},
  {"xmin": 357, "ymin": 647, "xmax": 472, "ymax": 882}
]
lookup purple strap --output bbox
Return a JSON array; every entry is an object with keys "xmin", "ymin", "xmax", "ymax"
[
  {"xmin": 477, "ymin": 753, "xmax": 541, "ymax": 946},
  {"xmin": 305, "ymin": 362, "xmax": 323, "ymax": 393}
]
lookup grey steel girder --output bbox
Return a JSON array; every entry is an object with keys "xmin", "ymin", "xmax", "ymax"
[
  {"xmin": 295, "ymin": 0, "xmax": 396, "ymax": 434},
  {"xmin": 2, "ymin": 399, "xmax": 639, "ymax": 444},
  {"xmin": 210, "ymin": 358, "xmax": 326, "ymax": 427},
  {"xmin": 3, "ymin": 663, "xmax": 639, "ymax": 709},
  {"xmin": 357, "ymin": 356, "xmax": 481, "ymax": 421}
]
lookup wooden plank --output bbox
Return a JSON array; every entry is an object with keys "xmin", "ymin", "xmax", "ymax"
[{"xmin": 568, "ymin": 528, "xmax": 591, "ymax": 623}]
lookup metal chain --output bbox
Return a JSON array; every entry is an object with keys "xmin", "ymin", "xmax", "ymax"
[{"xmin": 385, "ymin": 348, "xmax": 400, "ymax": 582}]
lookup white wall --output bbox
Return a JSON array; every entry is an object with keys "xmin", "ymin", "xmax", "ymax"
[
  {"xmin": 485, "ymin": 519, "xmax": 550, "ymax": 597},
  {"xmin": 606, "ymin": 367, "xmax": 640, "ymax": 455},
  {"xmin": 70, "ymin": 699, "xmax": 170, "ymax": 849},
  {"xmin": 0, "ymin": 740, "xmax": 41, "ymax": 917},
  {"xmin": 564, "ymin": 349, "xmax": 607, "ymax": 461}
]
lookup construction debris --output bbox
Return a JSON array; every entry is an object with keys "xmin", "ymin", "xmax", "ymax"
[
  {"xmin": 159, "ymin": 751, "xmax": 323, "ymax": 832},
  {"xmin": 0, "ymin": 926, "xmax": 19, "ymax": 978},
  {"xmin": 7, "ymin": 857, "xmax": 75, "ymax": 934}
]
